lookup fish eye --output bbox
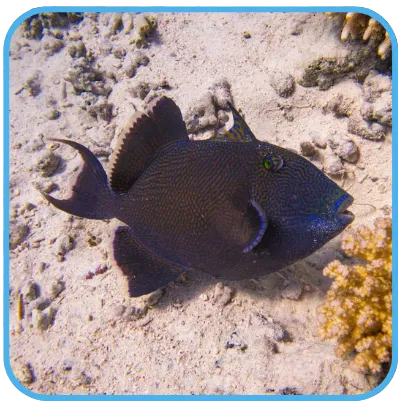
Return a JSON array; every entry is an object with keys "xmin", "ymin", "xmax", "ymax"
[{"xmin": 263, "ymin": 154, "xmax": 283, "ymax": 171}]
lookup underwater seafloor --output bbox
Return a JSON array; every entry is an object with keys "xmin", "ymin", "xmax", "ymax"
[{"xmin": 8, "ymin": 12, "xmax": 392, "ymax": 395}]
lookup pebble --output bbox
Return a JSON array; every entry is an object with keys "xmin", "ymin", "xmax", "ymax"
[
  {"xmin": 360, "ymin": 99, "xmax": 392, "ymax": 127},
  {"xmin": 362, "ymin": 71, "xmax": 392, "ymax": 102},
  {"xmin": 86, "ymin": 232, "xmax": 102, "ymax": 247},
  {"xmin": 271, "ymin": 72, "xmax": 295, "ymax": 98},
  {"xmin": 106, "ymin": 14, "xmax": 123, "ymax": 36},
  {"xmin": 323, "ymin": 151, "xmax": 344, "ymax": 176},
  {"xmin": 335, "ymin": 139, "xmax": 359, "ymax": 163},
  {"xmin": 266, "ymin": 320, "xmax": 286, "ymax": 342},
  {"xmin": 378, "ymin": 184, "xmax": 386, "ymax": 194},
  {"xmin": 123, "ymin": 51, "xmax": 150, "ymax": 78},
  {"xmin": 311, "ymin": 133, "xmax": 327, "ymax": 149},
  {"xmin": 25, "ymin": 134, "xmax": 45, "ymax": 152},
  {"xmin": 67, "ymin": 41, "xmax": 87, "ymax": 58},
  {"xmin": 31, "ymin": 307, "xmax": 54, "ymax": 331},
  {"xmin": 9, "ymin": 221, "xmax": 29, "ymax": 249},
  {"xmin": 299, "ymin": 141, "xmax": 316, "ymax": 157},
  {"xmin": 60, "ymin": 81, "xmax": 67, "ymax": 100},
  {"xmin": 25, "ymin": 73, "xmax": 41, "ymax": 97},
  {"xmin": 61, "ymin": 359, "xmax": 74, "ymax": 371},
  {"xmin": 80, "ymin": 94, "xmax": 113, "ymax": 122},
  {"xmin": 68, "ymin": 33, "xmax": 83, "ymax": 41},
  {"xmin": 281, "ymin": 276, "xmax": 303, "ymax": 300},
  {"xmin": 381, "ymin": 205, "xmax": 392, "ymax": 217},
  {"xmin": 13, "ymin": 363, "xmax": 33, "ymax": 384},
  {"xmin": 145, "ymin": 288, "xmax": 164, "ymax": 307},
  {"xmin": 209, "ymin": 78, "xmax": 233, "ymax": 109},
  {"xmin": 18, "ymin": 202, "xmax": 36, "ymax": 217},
  {"xmin": 50, "ymin": 279, "xmax": 65, "ymax": 299},
  {"xmin": 34, "ymin": 179, "xmax": 57, "ymax": 193},
  {"xmin": 278, "ymin": 387, "xmax": 301, "ymax": 395},
  {"xmin": 324, "ymin": 94, "xmax": 353, "ymax": 117},
  {"xmin": 217, "ymin": 110, "xmax": 229, "ymax": 127},
  {"xmin": 22, "ymin": 281, "xmax": 39, "ymax": 302},
  {"xmin": 130, "ymin": 81, "xmax": 152, "ymax": 99},
  {"xmin": 213, "ymin": 282, "xmax": 234, "ymax": 306},
  {"xmin": 45, "ymin": 109, "xmax": 61, "ymax": 120},
  {"xmin": 52, "ymin": 235, "xmax": 74, "ymax": 261},
  {"xmin": 130, "ymin": 78, "xmax": 167, "ymax": 100},
  {"xmin": 28, "ymin": 297, "xmax": 51, "ymax": 311},
  {"xmin": 65, "ymin": 58, "xmax": 111, "ymax": 96},
  {"xmin": 70, "ymin": 370, "xmax": 92, "ymax": 387},
  {"xmin": 99, "ymin": 40, "xmax": 113, "ymax": 56},
  {"xmin": 42, "ymin": 37, "xmax": 65, "ymax": 56},
  {"xmin": 124, "ymin": 306, "xmax": 147, "ymax": 321},
  {"xmin": 113, "ymin": 47, "xmax": 126, "ymax": 59},
  {"xmin": 122, "ymin": 13, "xmax": 134, "ymax": 34},
  {"xmin": 111, "ymin": 304, "xmax": 126, "ymax": 317},
  {"xmin": 140, "ymin": 316, "xmax": 153, "ymax": 327},
  {"xmin": 348, "ymin": 112, "xmax": 386, "ymax": 141},
  {"xmin": 185, "ymin": 92, "xmax": 217, "ymax": 133},
  {"xmin": 225, "ymin": 330, "xmax": 247, "ymax": 351},
  {"xmin": 35, "ymin": 151, "xmax": 60, "ymax": 177}
]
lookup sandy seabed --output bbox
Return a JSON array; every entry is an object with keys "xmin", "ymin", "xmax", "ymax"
[{"xmin": 8, "ymin": 12, "xmax": 392, "ymax": 395}]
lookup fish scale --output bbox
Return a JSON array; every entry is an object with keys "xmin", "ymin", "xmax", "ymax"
[{"xmin": 41, "ymin": 96, "xmax": 354, "ymax": 297}]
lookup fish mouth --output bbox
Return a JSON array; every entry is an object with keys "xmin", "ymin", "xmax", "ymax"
[{"xmin": 336, "ymin": 195, "xmax": 355, "ymax": 224}]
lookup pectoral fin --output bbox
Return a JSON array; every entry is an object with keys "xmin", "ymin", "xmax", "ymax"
[
  {"xmin": 242, "ymin": 200, "xmax": 268, "ymax": 253},
  {"xmin": 216, "ymin": 196, "xmax": 268, "ymax": 254},
  {"xmin": 113, "ymin": 226, "xmax": 187, "ymax": 297}
]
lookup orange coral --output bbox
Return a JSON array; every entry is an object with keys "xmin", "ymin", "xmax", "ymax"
[
  {"xmin": 318, "ymin": 217, "xmax": 392, "ymax": 374},
  {"xmin": 326, "ymin": 13, "xmax": 391, "ymax": 59}
]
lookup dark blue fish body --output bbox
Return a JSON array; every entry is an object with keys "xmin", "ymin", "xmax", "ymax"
[{"xmin": 42, "ymin": 97, "xmax": 354, "ymax": 296}]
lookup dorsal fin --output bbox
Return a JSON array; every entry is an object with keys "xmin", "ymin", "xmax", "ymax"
[
  {"xmin": 108, "ymin": 96, "xmax": 188, "ymax": 194},
  {"xmin": 213, "ymin": 103, "xmax": 257, "ymax": 142}
]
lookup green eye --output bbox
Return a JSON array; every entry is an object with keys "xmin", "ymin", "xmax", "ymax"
[
  {"xmin": 263, "ymin": 154, "xmax": 283, "ymax": 171},
  {"xmin": 263, "ymin": 159, "xmax": 272, "ymax": 169}
]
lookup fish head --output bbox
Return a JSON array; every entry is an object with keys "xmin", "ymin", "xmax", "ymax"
[{"xmin": 249, "ymin": 141, "xmax": 354, "ymax": 258}]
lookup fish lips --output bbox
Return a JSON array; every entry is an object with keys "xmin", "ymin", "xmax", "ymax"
[{"xmin": 336, "ymin": 194, "xmax": 355, "ymax": 225}]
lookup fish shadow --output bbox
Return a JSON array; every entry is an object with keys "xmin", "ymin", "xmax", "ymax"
[{"xmin": 150, "ymin": 238, "xmax": 348, "ymax": 310}]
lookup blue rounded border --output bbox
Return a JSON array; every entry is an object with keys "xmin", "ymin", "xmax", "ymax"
[{"xmin": 3, "ymin": 6, "xmax": 398, "ymax": 401}]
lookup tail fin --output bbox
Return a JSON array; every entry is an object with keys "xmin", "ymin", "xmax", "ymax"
[{"xmin": 40, "ymin": 139, "xmax": 117, "ymax": 220}]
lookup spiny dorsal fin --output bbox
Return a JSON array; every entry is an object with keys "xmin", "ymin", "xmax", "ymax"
[
  {"xmin": 213, "ymin": 103, "xmax": 257, "ymax": 142},
  {"xmin": 108, "ymin": 96, "xmax": 188, "ymax": 194}
]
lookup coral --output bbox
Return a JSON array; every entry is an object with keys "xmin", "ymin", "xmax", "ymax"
[
  {"xmin": 21, "ymin": 13, "xmax": 83, "ymax": 40},
  {"xmin": 65, "ymin": 58, "xmax": 112, "ymax": 96},
  {"xmin": 129, "ymin": 14, "xmax": 157, "ymax": 48},
  {"xmin": 348, "ymin": 111, "xmax": 386, "ymax": 141},
  {"xmin": 378, "ymin": 32, "xmax": 391, "ymax": 60},
  {"xmin": 326, "ymin": 13, "xmax": 391, "ymax": 60},
  {"xmin": 318, "ymin": 217, "xmax": 392, "ymax": 374},
  {"xmin": 360, "ymin": 71, "xmax": 392, "ymax": 127}
]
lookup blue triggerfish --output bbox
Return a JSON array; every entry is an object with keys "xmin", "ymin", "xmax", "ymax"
[{"xmin": 41, "ymin": 96, "xmax": 354, "ymax": 296}]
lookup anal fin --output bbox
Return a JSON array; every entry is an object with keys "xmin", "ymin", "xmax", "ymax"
[{"xmin": 113, "ymin": 226, "xmax": 186, "ymax": 297}]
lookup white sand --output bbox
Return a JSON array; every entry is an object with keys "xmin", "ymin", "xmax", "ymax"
[{"xmin": 8, "ymin": 12, "xmax": 392, "ymax": 395}]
